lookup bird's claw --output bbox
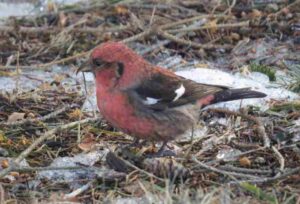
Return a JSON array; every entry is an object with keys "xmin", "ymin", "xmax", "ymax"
[{"xmin": 145, "ymin": 149, "xmax": 176, "ymax": 158}]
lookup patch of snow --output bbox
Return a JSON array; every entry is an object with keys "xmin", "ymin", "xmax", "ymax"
[
  {"xmin": 113, "ymin": 197, "xmax": 151, "ymax": 204},
  {"xmin": 157, "ymin": 55, "xmax": 183, "ymax": 69},
  {"xmin": 81, "ymin": 88, "xmax": 98, "ymax": 111},
  {"xmin": 0, "ymin": 2, "xmax": 35, "ymax": 18},
  {"xmin": 0, "ymin": 0, "xmax": 89, "ymax": 20},
  {"xmin": 73, "ymin": 72, "xmax": 94, "ymax": 82},
  {"xmin": 37, "ymin": 150, "xmax": 108, "ymax": 184},
  {"xmin": 209, "ymin": 117, "xmax": 231, "ymax": 127},
  {"xmin": 216, "ymin": 148, "xmax": 242, "ymax": 162},
  {"xmin": 179, "ymin": 124, "xmax": 208, "ymax": 142}
]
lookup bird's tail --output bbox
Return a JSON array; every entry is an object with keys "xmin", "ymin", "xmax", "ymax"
[{"xmin": 210, "ymin": 88, "xmax": 267, "ymax": 104}]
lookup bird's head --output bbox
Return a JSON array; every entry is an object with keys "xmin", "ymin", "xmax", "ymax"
[{"xmin": 77, "ymin": 41, "xmax": 150, "ymax": 88}]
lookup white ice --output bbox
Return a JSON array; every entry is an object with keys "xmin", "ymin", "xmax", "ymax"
[
  {"xmin": 37, "ymin": 150, "xmax": 108, "ymax": 183},
  {"xmin": 0, "ymin": 2, "xmax": 34, "ymax": 18}
]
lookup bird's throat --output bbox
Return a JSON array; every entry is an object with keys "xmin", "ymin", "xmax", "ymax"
[{"xmin": 95, "ymin": 69, "xmax": 118, "ymax": 89}]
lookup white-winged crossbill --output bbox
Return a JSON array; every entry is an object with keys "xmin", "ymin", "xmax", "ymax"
[{"xmin": 78, "ymin": 42, "xmax": 266, "ymax": 153}]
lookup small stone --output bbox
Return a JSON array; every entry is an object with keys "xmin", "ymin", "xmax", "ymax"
[
  {"xmin": 239, "ymin": 157, "xmax": 251, "ymax": 167},
  {"xmin": 231, "ymin": 33, "xmax": 240, "ymax": 41},
  {"xmin": 241, "ymin": 11, "xmax": 247, "ymax": 18},
  {"xmin": 0, "ymin": 147, "xmax": 9, "ymax": 157},
  {"xmin": 239, "ymin": 27, "xmax": 251, "ymax": 35},
  {"xmin": 197, "ymin": 48, "xmax": 207, "ymax": 58},
  {"xmin": 187, "ymin": 31, "xmax": 196, "ymax": 37},
  {"xmin": 265, "ymin": 4, "xmax": 279, "ymax": 13},
  {"xmin": 1, "ymin": 159, "xmax": 9, "ymax": 168},
  {"xmin": 27, "ymin": 112, "xmax": 35, "ymax": 119},
  {"xmin": 223, "ymin": 36, "xmax": 233, "ymax": 44},
  {"xmin": 251, "ymin": 9, "xmax": 262, "ymax": 18},
  {"xmin": 281, "ymin": 7, "xmax": 290, "ymax": 15},
  {"xmin": 254, "ymin": 156, "xmax": 266, "ymax": 164},
  {"xmin": 293, "ymin": 37, "xmax": 300, "ymax": 45},
  {"xmin": 286, "ymin": 13, "xmax": 293, "ymax": 19}
]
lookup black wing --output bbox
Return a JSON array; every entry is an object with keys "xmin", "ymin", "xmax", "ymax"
[{"xmin": 130, "ymin": 71, "xmax": 226, "ymax": 111}]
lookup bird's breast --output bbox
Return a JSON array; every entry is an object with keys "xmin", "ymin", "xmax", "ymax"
[{"xmin": 96, "ymin": 88, "xmax": 154, "ymax": 138}]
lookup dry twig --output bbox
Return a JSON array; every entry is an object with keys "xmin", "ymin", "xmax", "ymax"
[
  {"xmin": 63, "ymin": 181, "xmax": 93, "ymax": 200},
  {"xmin": 271, "ymin": 146, "xmax": 285, "ymax": 174},
  {"xmin": 229, "ymin": 167, "xmax": 300, "ymax": 184},
  {"xmin": 121, "ymin": 28, "xmax": 154, "ymax": 43},
  {"xmin": 110, "ymin": 152, "xmax": 165, "ymax": 182},
  {"xmin": 159, "ymin": 14, "xmax": 226, "ymax": 30},
  {"xmin": 0, "ymin": 24, "xmax": 130, "ymax": 35},
  {"xmin": 157, "ymin": 28, "xmax": 233, "ymax": 50},
  {"xmin": 219, "ymin": 165, "xmax": 273, "ymax": 175},
  {"xmin": 166, "ymin": 21, "xmax": 249, "ymax": 34},
  {"xmin": 192, "ymin": 156, "xmax": 262, "ymax": 180}
]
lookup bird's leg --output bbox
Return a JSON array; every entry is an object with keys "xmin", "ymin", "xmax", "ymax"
[
  {"xmin": 119, "ymin": 138, "xmax": 145, "ymax": 163},
  {"xmin": 157, "ymin": 141, "xmax": 167, "ymax": 154},
  {"xmin": 146, "ymin": 141, "xmax": 176, "ymax": 158},
  {"xmin": 129, "ymin": 138, "xmax": 140, "ymax": 147},
  {"xmin": 121, "ymin": 138, "xmax": 140, "ymax": 154},
  {"xmin": 127, "ymin": 138, "xmax": 147, "ymax": 148}
]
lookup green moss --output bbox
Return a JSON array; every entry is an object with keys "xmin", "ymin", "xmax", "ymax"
[
  {"xmin": 108, "ymin": 0, "xmax": 125, "ymax": 4},
  {"xmin": 250, "ymin": 63, "xmax": 276, "ymax": 81},
  {"xmin": 240, "ymin": 183, "xmax": 277, "ymax": 204},
  {"xmin": 287, "ymin": 68, "xmax": 300, "ymax": 93},
  {"xmin": 270, "ymin": 101, "xmax": 300, "ymax": 112},
  {"xmin": 289, "ymin": 82, "xmax": 300, "ymax": 93}
]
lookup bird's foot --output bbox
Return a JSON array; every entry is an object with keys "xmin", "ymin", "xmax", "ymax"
[
  {"xmin": 146, "ymin": 149, "xmax": 176, "ymax": 158},
  {"xmin": 145, "ymin": 142, "xmax": 176, "ymax": 158},
  {"xmin": 126, "ymin": 138, "xmax": 147, "ymax": 148}
]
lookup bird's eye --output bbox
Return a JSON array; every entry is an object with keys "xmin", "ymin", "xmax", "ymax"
[
  {"xmin": 116, "ymin": 62, "xmax": 124, "ymax": 78},
  {"xmin": 93, "ymin": 58, "xmax": 103, "ymax": 67}
]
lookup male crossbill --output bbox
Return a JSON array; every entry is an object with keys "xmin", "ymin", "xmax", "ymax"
[{"xmin": 78, "ymin": 42, "xmax": 266, "ymax": 154}]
